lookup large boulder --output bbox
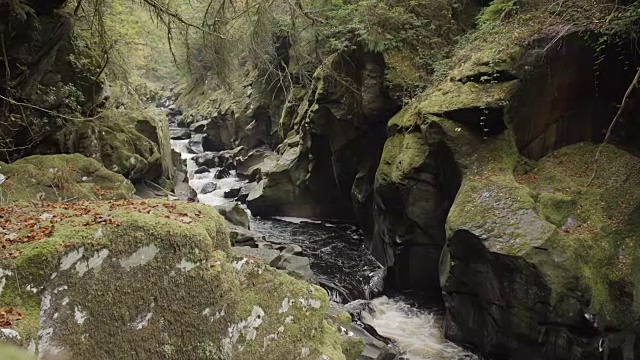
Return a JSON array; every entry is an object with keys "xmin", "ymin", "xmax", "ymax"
[
  {"xmin": 246, "ymin": 147, "xmax": 317, "ymax": 218},
  {"xmin": 442, "ymin": 137, "xmax": 640, "ymax": 359},
  {"xmin": 214, "ymin": 201, "xmax": 250, "ymax": 229},
  {"xmin": 0, "ymin": 200, "xmax": 360, "ymax": 359},
  {"xmin": 0, "ymin": 154, "xmax": 134, "ymax": 202},
  {"xmin": 41, "ymin": 110, "xmax": 171, "ymax": 185}
]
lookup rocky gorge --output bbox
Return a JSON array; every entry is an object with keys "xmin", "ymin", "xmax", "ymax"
[{"xmin": 2, "ymin": 0, "xmax": 640, "ymax": 359}]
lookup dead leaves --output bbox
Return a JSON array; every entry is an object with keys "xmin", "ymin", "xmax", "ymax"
[
  {"xmin": 0, "ymin": 308, "xmax": 23, "ymax": 328},
  {"xmin": 0, "ymin": 200, "xmax": 204, "ymax": 251}
]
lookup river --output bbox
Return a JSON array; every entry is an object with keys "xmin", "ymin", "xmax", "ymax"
[{"xmin": 171, "ymin": 139, "xmax": 477, "ymax": 360}]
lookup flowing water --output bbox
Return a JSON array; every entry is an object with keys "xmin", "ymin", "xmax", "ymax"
[{"xmin": 171, "ymin": 139, "xmax": 477, "ymax": 360}]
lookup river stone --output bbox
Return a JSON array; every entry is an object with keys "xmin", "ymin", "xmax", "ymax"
[
  {"xmin": 193, "ymin": 166, "xmax": 210, "ymax": 175},
  {"xmin": 200, "ymin": 182, "xmax": 218, "ymax": 194},
  {"xmin": 214, "ymin": 201, "xmax": 250, "ymax": 229},
  {"xmin": 189, "ymin": 120, "xmax": 209, "ymax": 133},
  {"xmin": 236, "ymin": 182, "xmax": 257, "ymax": 203},
  {"xmin": 169, "ymin": 128, "xmax": 191, "ymax": 140},
  {"xmin": 193, "ymin": 152, "xmax": 220, "ymax": 168},
  {"xmin": 186, "ymin": 134, "xmax": 205, "ymax": 154},
  {"xmin": 187, "ymin": 187, "xmax": 198, "ymax": 202},
  {"xmin": 224, "ymin": 187, "xmax": 242, "ymax": 199},
  {"xmin": 215, "ymin": 168, "xmax": 232, "ymax": 179},
  {"xmin": 0, "ymin": 200, "xmax": 357, "ymax": 359},
  {"xmin": 236, "ymin": 149, "xmax": 271, "ymax": 179},
  {"xmin": 228, "ymin": 225, "xmax": 265, "ymax": 246},
  {"xmin": 232, "ymin": 247, "xmax": 316, "ymax": 284}
]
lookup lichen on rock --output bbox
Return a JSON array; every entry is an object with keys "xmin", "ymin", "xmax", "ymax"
[{"xmin": 0, "ymin": 200, "xmax": 356, "ymax": 359}]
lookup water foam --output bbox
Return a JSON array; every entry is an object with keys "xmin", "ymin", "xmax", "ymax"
[{"xmin": 362, "ymin": 297, "xmax": 477, "ymax": 360}]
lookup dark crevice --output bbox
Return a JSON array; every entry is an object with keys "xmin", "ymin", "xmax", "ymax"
[
  {"xmin": 458, "ymin": 70, "xmax": 519, "ymax": 84},
  {"xmin": 434, "ymin": 106, "xmax": 507, "ymax": 136},
  {"xmin": 538, "ymin": 320, "xmax": 600, "ymax": 338}
]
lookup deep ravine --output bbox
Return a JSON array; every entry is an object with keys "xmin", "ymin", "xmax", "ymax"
[{"xmin": 171, "ymin": 138, "xmax": 478, "ymax": 360}]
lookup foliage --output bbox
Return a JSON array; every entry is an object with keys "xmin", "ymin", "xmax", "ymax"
[{"xmin": 476, "ymin": 0, "xmax": 518, "ymax": 27}]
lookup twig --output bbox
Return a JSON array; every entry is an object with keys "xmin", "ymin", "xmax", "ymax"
[
  {"xmin": 139, "ymin": 0, "xmax": 228, "ymax": 38},
  {"xmin": 73, "ymin": 0, "xmax": 85, "ymax": 16},
  {"xmin": 587, "ymin": 67, "xmax": 640, "ymax": 186},
  {"xmin": 543, "ymin": 24, "xmax": 572, "ymax": 53},
  {"xmin": 145, "ymin": 180, "xmax": 178, "ymax": 197},
  {"xmin": 1, "ymin": 31, "xmax": 10, "ymax": 111},
  {"xmin": 0, "ymin": 93, "xmax": 102, "ymax": 122}
]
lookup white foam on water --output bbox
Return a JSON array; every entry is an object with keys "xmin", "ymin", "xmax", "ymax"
[
  {"xmin": 170, "ymin": 140, "xmax": 195, "ymax": 160},
  {"xmin": 272, "ymin": 217, "xmax": 323, "ymax": 224},
  {"xmin": 362, "ymin": 297, "xmax": 477, "ymax": 360}
]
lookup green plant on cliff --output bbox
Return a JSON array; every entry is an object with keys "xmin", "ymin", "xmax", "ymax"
[{"xmin": 477, "ymin": 0, "xmax": 518, "ymax": 27}]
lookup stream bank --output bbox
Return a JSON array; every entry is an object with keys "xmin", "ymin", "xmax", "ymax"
[{"xmin": 169, "ymin": 112, "xmax": 478, "ymax": 360}]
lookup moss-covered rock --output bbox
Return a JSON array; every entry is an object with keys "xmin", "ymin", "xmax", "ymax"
[
  {"xmin": 0, "ymin": 344, "xmax": 37, "ymax": 360},
  {"xmin": 0, "ymin": 154, "xmax": 134, "ymax": 203},
  {"xmin": 0, "ymin": 200, "xmax": 356, "ymax": 359},
  {"xmin": 374, "ymin": 15, "xmax": 640, "ymax": 358},
  {"xmin": 41, "ymin": 109, "xmax": 172, "ymax": 186}
]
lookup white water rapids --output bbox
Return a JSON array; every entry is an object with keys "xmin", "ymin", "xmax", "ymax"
[
  {"xmin": 171, "ymin": 139, "xmax": 477, "ymax": 360},
  {"xmin": 363, "ymin": 297, "xmax": 477, "ymax": 360}
]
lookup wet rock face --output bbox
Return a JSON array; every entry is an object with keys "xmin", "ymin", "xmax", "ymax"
[
  {"xmin": 508, "ymin": 32, "xmax": 640, "ymax": 160},
  {"xmin": 371, "ymin": 130, "xmax": 461, "ymax": 301},
  {"xmin": 441, "ymin": 230, "xmax": 560, "ymax": 360},
  {"xmin": 246, "ymin": 49, "xmax": 400, "ymax": 221}
]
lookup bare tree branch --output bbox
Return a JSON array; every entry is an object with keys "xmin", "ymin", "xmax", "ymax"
[{"xmin": 587, "ymin": 67, "xmax": 640, "ymax": 186}]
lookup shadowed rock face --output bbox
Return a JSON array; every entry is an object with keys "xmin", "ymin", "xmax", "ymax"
[
  {"xmin": 246, "ymin": 49, "xmax": 400, "ymax": 222},
  {"xmin": 508, "ymin": 32, "xmax": 640, "ymax": 160},
  {"xmin": 371, "ymin": 132, "xmax": 461, "ymax": 302},
  {"xmin": 372, "ymin": 28, "xmax": 640, "ymax": 359}
]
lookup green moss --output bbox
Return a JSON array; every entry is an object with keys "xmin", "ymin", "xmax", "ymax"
[
  {"xmin": 55, "ymin": 108, "xmax": 170, "ymax": 183},
  {"xmin": 418, "ymin": 80, "xmax": 516, "ymax": 115},
  {"xmin": 339, "ymin": 335, "xmax": 365, "ymax": 360},
  {"xmin": 477, "ymin": 0, "xmax": 518, "ymax": 27},
  {"xmin": 0, "ymin": 344, "xmax": 37, "ymax": 360},
  {"xmin": 537, "ymin": 192, "xmax": 577, "ymax": 227},
  {"xmin": 522, "ymin": 143, "xmax": 640, "ymax": 328},
  {"xmin": 0, "ymin": 154, "xmax": 134, "ymax": 203},
  {"xmin": 0, "ymin": 200, "xmax": 352, "ymax": 359},
  {"xmin": 376, "ymin": 131, "xmax": 429, "ymax": 186}
]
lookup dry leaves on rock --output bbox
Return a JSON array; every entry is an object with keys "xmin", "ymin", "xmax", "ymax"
[
  {"xmin": 0, "ymin": 308, "xmax": 23, "ymax": 328},
  {"xmin": 0, "ymin": 200, "xmax": 204, "ymax": 250}
]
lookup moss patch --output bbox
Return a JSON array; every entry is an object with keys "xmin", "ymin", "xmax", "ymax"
[
  {"xmin": 0, "ymin": 154, "xmax": 134, "ymax": 204},
  {"xmin": 518, "ymin": 143, "xmax": 640, "ymax": 328},
  {"xmin": 0, "ymin": 200, "xmax": 352, "ymax": 359}
]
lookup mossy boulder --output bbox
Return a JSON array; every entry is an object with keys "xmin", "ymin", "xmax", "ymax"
[
  {"xmin": 0, "ymin": 200, "xmax": 358, "ymax": 359},
  {"xmin": 246, "ymin": 147, "xmax": 317, "ymax": 218},
  {"xmin": 0, "ymin": 154, "xmax": 134, "ymax": 203},
  {"xmin": 441, "ymin": 141, "xmax": 640, "ymax": 360},
  {"xmin": 42, "ymin": 109, "xmax": 171, "ymax": 185},
  {"xmin": 0, "ymin": 344, "xmax": 37, "ymax": 360}
]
